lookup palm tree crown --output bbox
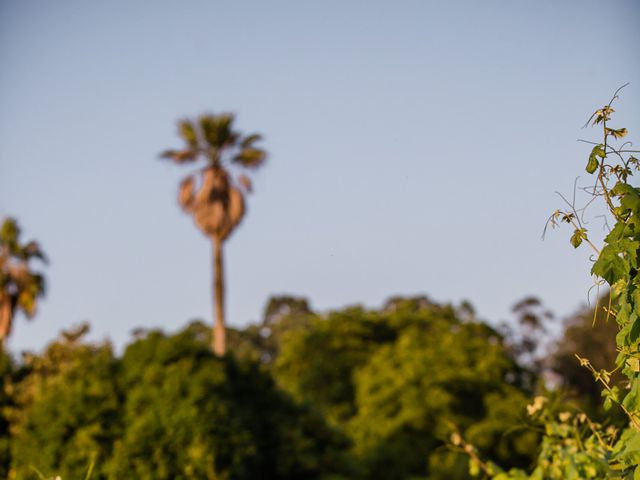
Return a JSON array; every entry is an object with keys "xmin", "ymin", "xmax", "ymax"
[
  {"xmin": 0, "ymin": 218, "xmax": 47, "ymax": 346},
  {"xmin": 162, "ymin": 113, "xmax": 265, "ymax": 240}
]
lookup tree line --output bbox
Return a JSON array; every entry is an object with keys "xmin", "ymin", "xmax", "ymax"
[{"xmin": 0, "ymin": 281, "xmax": 617, "ymax": 478}]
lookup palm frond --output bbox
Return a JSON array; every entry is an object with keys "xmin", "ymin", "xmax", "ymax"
[
  {"xmin": 178, "ymin": 120, "xmax": 199, "ymax": 149},
  {"xmin": 22, "ymin": 241, "xmax": 47, "ymax": 263},
  {"xmin": 241, "ymin": 133, "xmax": 263, "ymax": 148},
  {"xmin": 198, "ymin": 114, "xmax": 233, "ymax": 148},
  {"xmin": 159, "ymin": 149, "xmax": 198, "ymax": 163},
  {"xmin": 18, "ymin": 272, "xmax": 45, "ymax": 318},
  {"xmin": 233, "ymin": 148, "xmax": 266, "ymax": 168},
  {"xmin": 0, "ymin": 218, "xmax": 20, "ymax": 248}
]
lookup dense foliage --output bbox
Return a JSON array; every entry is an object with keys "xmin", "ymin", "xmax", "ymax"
[
  {"xmin": 10, "ymin": 325, "xmax": 120, "ymax": 479},
  {"xmin": 272, "ymin": 299, "xmax": 540, "ymax": 479},
  {"xmin": 5, "ymin": 321, "xmax": 355, "ymax": 480},
  {"xmin": 0, "ymin": 294, "xmax": 558, "ymax": 479}
]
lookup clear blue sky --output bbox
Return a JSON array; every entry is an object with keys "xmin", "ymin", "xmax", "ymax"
[{"xmin": 1, "ymin": 1, "xmax": 639, "ymax": 352}]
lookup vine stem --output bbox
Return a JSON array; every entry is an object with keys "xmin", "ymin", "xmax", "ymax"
[
  {"xmin": 598, "ymin": 134, "xmax": 619, "ymax": 218},
  {"xmin": 576, "ymin": 354, "xmax": 640, "ymax": 430}
]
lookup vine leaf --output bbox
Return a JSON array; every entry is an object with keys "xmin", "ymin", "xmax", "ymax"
[
  {"xmin": 606, "ymin": 127, "xmax": 628, "ymax": 139},
  {"xmin": 591, "ymin": 245, "xmax": 627, "ymax": 284},
  {"xmin": 586, "ymin": 144, "xmax": 605, "ymax": 174},
  {"xmin": 570, "ymin": 228, "xmax": 587, "ymax": 248},
  {"xmin": 593, "ymin": 106, "xmax": 614, "ymax": 125}
]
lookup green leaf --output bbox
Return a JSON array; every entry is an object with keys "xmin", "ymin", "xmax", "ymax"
[
  {"xmin": 622, "ymin": 377, "xmax": 640, "ymax": 412},
  {"xmin": 604, "ymin": 222, "xmax": 627, "ymax": 243},
  {"xmin": 612, "ymin": 426, "xmax": 640, "ymax": 466},
  {"xmin": 570, "ymin": 228, "xmax": 586, "ymax": 248},
  {"xmin": 619, "ymin": 189, "xmax": 640, "ymax": 213},
  {"xmin": 618, "ymin": 238, "xmax": 640, "ymax": 265},
  {"xmin": 630, "ymin": 316, "xmax": 640, "ymax": 343},
  {"xmin": 627, "ymin": 357, "xmax": 640, "ymax": 373},
  {"xmin": 611, "ymin": 181, "xmax": 635, "ymax": 197},
  {"xmin": 591, "ymin": 245, "xmax": 627, "ymax": 284},
  {"xmin": 586, "ymin": 145, "xmax": 605, "ymax": 174},
  {"xmin": 593, "ymin": 106, "xmax": 614, "ymax": 125}
]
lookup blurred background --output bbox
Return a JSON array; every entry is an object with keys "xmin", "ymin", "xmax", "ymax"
[
  {"xmin": 2, "ymin": 2, "xmax": 640, "ymax": 479},
  {"xmin": 1, "ymin": 0, "xmax": 638, "ymax": 352}
]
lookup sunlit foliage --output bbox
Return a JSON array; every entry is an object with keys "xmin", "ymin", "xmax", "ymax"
[
  {"xmin": 461, "ymin": 87, "xmax": 640, "ymax": 478},
  {"xmin": 272, "ymin": 299, "xmax": 539, "ymax": 479},
  {"xmin": 6, "ymin": 322, "xmax": 353, "ymax": 479}
]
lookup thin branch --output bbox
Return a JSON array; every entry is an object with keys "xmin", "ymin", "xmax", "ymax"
[
  {"xmin": 607, "ymin": 82, "xmax": 630, "ymax": 108},
  {"xmin": 578, "ymin": 139, "xmax": 601, "ymax": 146}
]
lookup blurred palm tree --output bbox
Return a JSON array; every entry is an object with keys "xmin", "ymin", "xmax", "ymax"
[
  {"xmin": 161, "ymin": 113, "xmax": 266, "ymax": 355},
  {"xmin": 0, "ymin": 218, "xmax": 47, "ymax": 348}
]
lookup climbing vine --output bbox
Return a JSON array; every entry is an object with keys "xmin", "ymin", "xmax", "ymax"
[{"xmin": 455, "ymin": 86, "xmax": 640, "ymax": 479}]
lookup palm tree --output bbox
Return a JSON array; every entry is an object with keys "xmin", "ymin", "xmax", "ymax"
[
  {"xmin": 0, "ymin": 217, "xmax": 47, "ymax": 348},
  {"xmin": 161, "ymin": 113, "xmax": 266, "ymax": 356}
]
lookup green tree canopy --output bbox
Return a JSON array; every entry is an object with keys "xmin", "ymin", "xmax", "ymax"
[
  {"xmin": 9, "ymin": 324, "xmax": 120, "ymax": 480},
  {"xmin": 7, "ymin": 322, "xmax": 354, "ymax": 479},
  {"xmin": 272, "ymin": 298, "xmax": 539, "ymax": 479}
]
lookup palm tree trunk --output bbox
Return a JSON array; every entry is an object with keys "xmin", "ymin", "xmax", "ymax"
[
  {"xmin": 212, "ymin": 237, "xmax": 226, "ymax": 355},
  {"xmin": 0, "ymin": 296, "xmax": 11, "ymax": 351}
]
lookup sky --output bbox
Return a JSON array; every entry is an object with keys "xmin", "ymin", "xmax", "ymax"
[{"xmin": 1, "ymin": 1, "xmax": 639, "ymax": 353}]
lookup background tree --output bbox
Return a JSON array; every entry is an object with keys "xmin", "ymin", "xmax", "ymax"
[
  {"xmin": 0, "ymin": 352, "xmax": 14, "ymax": 478},
  {"xmin": 7, "ymin": 322, "xmax": 356, "ymax": 479},
  {"xmin": 228, "ymin": 295, "xmax": 315, "ymax": 365},
  {"xmin": 0, "ymin": 218, "xmax": 46, "ymax": 347},
  {"xmin": 273, "ymin": 305, "xmax": 396, "ymax": 424},
  {"xmin": 161, "ymin": 113, "xmax": 266, "ymax": 355},
  {"xmin": 497, "ymin": 296, "xmax": 554, "ymax": 385},
  {"xmin": 549, "ymin": 293, "xmax": 622, "ymax": 420},
  {"xmin": 110, "ymin": 322, "xmax": 354, "ymax": 480},
  {"xmin": 349, "ymin": 317, "xmax": 536, "ymax": 479},
  {"xmin": 9, "ymin": 324, "xmax": 120, "ymax": 480},
  {"xmin": 272, "ymin": 298, "xmax": 539, "ymax": 479}
]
